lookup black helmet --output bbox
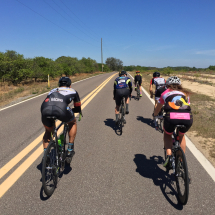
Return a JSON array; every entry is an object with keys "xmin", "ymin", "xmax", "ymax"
[
  {"xmin": 58, "ymin": 77, "xmax": 72, "ymax": 87},
  {"xmin": 153, "ymin": 72, "xmax": 160, "ymax": 77},
  {"xmin": 120, "ymin": 70, "xmax": 127, "ymax": 76}
]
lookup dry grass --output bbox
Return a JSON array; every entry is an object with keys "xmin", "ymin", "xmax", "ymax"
[
  {"xmin": 0, "ymin": 72, "xmax": 104, "ymax": 108},
  {"xmin": 130, "ymin": 71, "xmax": 215, "ymax": 163}
]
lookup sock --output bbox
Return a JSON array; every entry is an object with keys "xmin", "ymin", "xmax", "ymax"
[
  {"xmin": 68, "ymin": 143, "xmax": 74, "ymax": 151},
  {"xmin": 126, "ymin": 104, "xmax": 129, "ymax": 111},
  {"xmin": 116, "ymin": 114, "xmax": 119, "ymax": 121}
]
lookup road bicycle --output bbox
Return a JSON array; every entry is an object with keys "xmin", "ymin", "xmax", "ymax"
[
  {"xmin": 162, "ymin": 124, "xmax": 189, "ymax": 205},
  {"xmin": 118, "ymin": 97, "xmax": 126, "ymax": 135},
  {"xmin": 136, "ymin": 82, "xmax": 140, "ymax": 100},
  {"xmin": 154, "ymin": 106, "xmax": 164, "ymax": 133},
  {"xmin": 42, "ymin": 112, "xmax": 82, "ymax": 197}
]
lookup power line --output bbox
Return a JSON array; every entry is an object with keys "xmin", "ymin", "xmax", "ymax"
[
  {"xmin": 52, "ymin": 0, "xmax": 99, "ymax": 41},
  {"xmin": 15, "ymin": 0, "xmax": 99, "ymax": 47},
  {"xmin": 44, "ymin": 0, "xmax": 98, "ymax": 42},
  {"xmin": 59, "ymin": 0, "xmax": 99, "ymax": 39}
]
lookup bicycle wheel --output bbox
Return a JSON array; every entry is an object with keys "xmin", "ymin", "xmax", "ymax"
[
  {"xmin": 42, "ymin": 140, "xmax": 58, "ymax": 196},
  {"xmin": 159, "ymin": 119, "xmax": 164, "ymax": 133},
  {"xmin": 175, "ymin": 147, "xmax": 189, "ymax": 205},
  {"xmin": 136, "ymin": 84, "xmax": 140, "ymax": 100}
]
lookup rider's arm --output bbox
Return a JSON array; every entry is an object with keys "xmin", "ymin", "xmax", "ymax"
[
  {"xmin": 149, "ymin": 79, "xmax": 153, "ymax": 97},
  {"xmin": 72, "ymin": 91, "xmax": 81, "ymax": 113},
  {"xmin": 113, "ymin": 81, "xmax": 117, "ymax": 99},
  {"xmin": 154, "ymin": 102, "xmax": 163, "ymax": 116}
]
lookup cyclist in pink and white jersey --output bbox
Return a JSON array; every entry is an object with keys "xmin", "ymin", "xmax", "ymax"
[{"xmin": 153, "ymin": 76, "xmax": 193, "ymax": 167}]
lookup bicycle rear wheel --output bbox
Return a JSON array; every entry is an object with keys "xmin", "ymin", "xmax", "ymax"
[
  {"xmin": 42, "ymin": 140, "xmax": 58, "ymax": 196},
  {"xmin": 175, "ymin": 147, "xmax": 189, "ymax": 205}
]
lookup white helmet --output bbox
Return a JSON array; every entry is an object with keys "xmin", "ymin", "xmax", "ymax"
[{"xmin": 166, "ymin": 76, "xmax": 181, "ymax": 85}]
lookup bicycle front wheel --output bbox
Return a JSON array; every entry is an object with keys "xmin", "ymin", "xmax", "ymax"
[
  {"xmin": 175, "ymin": 147, "xmax": 189, "ymax": 205},
  {"xmin": 42, "ymin": 140, "xmax": 58, "ymax": 197}
]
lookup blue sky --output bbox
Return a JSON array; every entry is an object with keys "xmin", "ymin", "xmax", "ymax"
[{"xmin": 1, "ymin": 0, "xmax": 215, "ymax": 68}]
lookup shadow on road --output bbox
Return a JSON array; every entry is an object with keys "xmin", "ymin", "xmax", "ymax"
[
  {"xmin": 133, "ymin": 154, "xmax": 183, "ymax": 210},
  {"xmin": 104, "ymin": 118, "xmax": 122, "ymax": 136},
  {"xmin": 136, "ymin": 116, "xmax": 155, "ymax": 129}
]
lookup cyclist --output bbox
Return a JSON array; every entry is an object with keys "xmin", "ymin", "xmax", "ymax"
[
  {"xmin": 40, "ymin": 77, "xmax": 81, "ymax": 161},
  {"xmin": 114, "ymin": 70, "xmax": 132, "ymax": 125},
  {"xmin": 149, "ymin": 71, "xmax": 166, "ymax": 109},
  {"xmin": 134, "ymin": 71, "xmax": 142, "ymax": 97},
  {"xmin": 153, "ymin": 76, "xmax": 193, "ymax": 167}
]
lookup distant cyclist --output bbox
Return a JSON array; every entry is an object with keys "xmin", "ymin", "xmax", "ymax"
[
  {"xmin": 149, "ymin": 71, "xmax": 166, "ymax": 111},
  {"xmin": 153, "ymin": 76, "xmax": 193, "ymax": 167},
  {"xmin": 114, "ymin": 70, "xmax": 132, "ymax": 125},
  {"xmin": 40, "ymin": 77, "xmax": 81, "ymax": 161},
  {"xmin": 134, "ymin": 71, "xmax": 142, "ymax": 97}
]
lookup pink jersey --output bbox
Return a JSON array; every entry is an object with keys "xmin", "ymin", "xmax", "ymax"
[{"xmin": 159, "ymin": 89, "xmax": 191, "ymax": 111}]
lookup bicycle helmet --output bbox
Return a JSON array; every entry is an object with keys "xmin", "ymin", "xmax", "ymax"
[
  {"xmin": 136, "ymin": 71, "xmax": 140, "ymax": 73},
  {"xmin": 120, "ymin": 70, "xmax": 127, "ymax": 76},
  {"xmin": 166, "ymin": 76, "xmax": 181, "ymax": 85},
  {"xmin": 153, "ymin": 72, "xmax": 160, "ymax": 77},
  {"xmin": 58, "ymin": 77, "xmax": 72, "ymax": 87}
]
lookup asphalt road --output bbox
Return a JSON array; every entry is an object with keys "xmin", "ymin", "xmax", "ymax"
[{"xmin": 0, "ymin": 72, "xmax": 215, "ymax": 214}]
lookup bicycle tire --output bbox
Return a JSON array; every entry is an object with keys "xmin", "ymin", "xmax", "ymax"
[
  {"xmin": 159, "ymin": 119, "xmax": 164, "ymax": 133},
  {"xmin": 175, "ymin": 147, "xmax": 189, "ymax": 205},
  {"xmin": 136, "ymin": 84, "xmax": 140, "ymax": 100},
  {"xmin": 42, "ymin": 140, "xmax": 58, "ymax": 196}
]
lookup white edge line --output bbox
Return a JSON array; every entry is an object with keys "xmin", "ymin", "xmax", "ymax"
[
  {"xmin": 0, "ymin": 73, "xmax": 106, "ymax": 112},
  {"xmin": 128, "ymin": 72, "xmax": 215, "ymax": 182}
]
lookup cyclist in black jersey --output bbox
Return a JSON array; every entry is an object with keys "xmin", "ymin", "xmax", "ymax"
[
  {"xmin": 134, "ymin": 71, "xmax": 142, "ymax": 97},
  {"xmin": 41, "ymin": 77, "xmax": 81, "ymax": 159},
  {"xmin": 113, "ymin": 71, "xmax": 132, "ymax": 125}
]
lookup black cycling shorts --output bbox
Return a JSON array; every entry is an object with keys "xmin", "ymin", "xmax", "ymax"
[
  {"xmin": 155, "ymin": 87, "xmax": 166, "ymax": 100},
  {"xmin": 135, "ymin": 80, "xmax": 142, "ymax": 86},
  {"xmin": 115, "ymin": 88, "xmax": 130, "ymax": 106},
  {"xmin": 164, "ymin": 111, "xmax": 193, "ymax": 135},
  {"xmin": 41, "ymin": 106, "xmax": 74, "ymax": 128}
]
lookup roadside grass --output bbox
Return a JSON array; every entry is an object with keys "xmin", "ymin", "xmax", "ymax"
[
  {"xmin": 130, "ymin": 71, "xmax": 215, "ymax": 159},
  {"xmin": 0, "ymin": 72, "xmax": 105, "ymax": 108}
]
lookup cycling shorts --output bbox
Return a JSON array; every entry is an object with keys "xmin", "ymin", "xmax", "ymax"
[
  {"xmin": 164, "ymin": 111, "xmax": 193, "ymax": 135},
  {"xmin": 155, "ymin": 87, "xmax": 166, "ymax": 101},
  {"xmin": 135, "ymin": 80, "xmax": 142, "ymax": 86},
  {"xmin": 115, "ymin": 88, "xmax": 130, "ymax": 106},
  {"xmin": 41, "ymin": 106, "xmax": 74, "ymax": 128}
]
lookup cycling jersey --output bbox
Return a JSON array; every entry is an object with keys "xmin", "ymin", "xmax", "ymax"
[
  {"xmin": 159, "ymin": 89, "xmax": 191, "ymax": 112},
  {"xmin": 150, "ymin": 77, "xmax": 166, "ymax": 92},
  {"xmin": 41, "ymin": 87, "xmax": 81, "ymax": 127},
  {"xmin": 134, "ymin": 74, "xmax": 142, "ymax": 82},
  {"xmin": 159, "ymin": 89, "xmax": 192, "ymax": 134},
  {"xmin": 113, "ymin": 76, "xmax": 132, "ymax": 97}
]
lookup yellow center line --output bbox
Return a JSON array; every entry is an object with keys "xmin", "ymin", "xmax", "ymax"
[
  {"xmin": 0, "ymin": 73, "xmax": 115, "ymax": 181},
  {"xmin": 0, "ymin": 73, "xmax": 116, "ymax": 198}
]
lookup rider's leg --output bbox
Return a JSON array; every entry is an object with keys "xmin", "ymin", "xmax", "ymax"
[
  {"xmin": 67, "ymin": 118, "xmax": 77, "ymax": 156},
  {"xmin": 125, "ymin": 96, "xmax": 129, "ymax": 114},
  {"xmin": 179, "ymin": 133, "xmax": 186, "ymax": 153},
  {"xmin": 115, "ymin": 105, "xmax": 120, "ymax": 123},
  {"xmin": 139, "ymin": 84, "xmax": 142, "ymax": 96},
  {"xmin": 43, "ymin": 125, "xmax": 54, "ymax": 149},
  {"xmin": 164, "ymin": 132, "xmax": 173, "ymax": 156},
  {"xmin": 68, "ymin": 118, "xmax": 77, "ymax": 143},
  {"xmin": 163, "ymin": 131, "xmax": 173, "ymax": 167}
]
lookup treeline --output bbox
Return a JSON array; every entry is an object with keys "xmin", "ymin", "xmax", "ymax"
[{"xmin": 0, "ymin": 50, "xmax": 110, "ymax": 85}]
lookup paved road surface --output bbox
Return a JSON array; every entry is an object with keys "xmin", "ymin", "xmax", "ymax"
[{"xmin": 0, "ymin": 72, "xmax": 215, "ymax": 214}]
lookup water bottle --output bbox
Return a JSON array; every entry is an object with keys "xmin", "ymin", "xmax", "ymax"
[
  {"xmin": 58, "ymin": 139, "xmax": 62, "ymax": 152},
  {"xmin": 58, "ymin": 134, "xmax": 64, "ymax": 152}
]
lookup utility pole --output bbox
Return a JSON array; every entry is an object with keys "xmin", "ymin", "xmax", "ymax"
[{"xmin": 101, "ymin": 38, "xmax": 103, "ymax": 72}]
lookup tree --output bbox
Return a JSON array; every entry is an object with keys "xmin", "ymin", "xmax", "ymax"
[{"xmin": 105, "ymin": 57, "xmax": 123, "ymax": 71}]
